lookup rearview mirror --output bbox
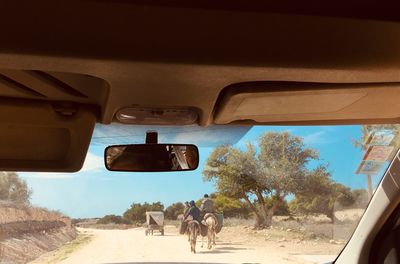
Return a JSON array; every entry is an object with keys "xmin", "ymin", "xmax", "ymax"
[{"xmin": 105, "ymin": 144, "xmax": 199, "ymax": 172}]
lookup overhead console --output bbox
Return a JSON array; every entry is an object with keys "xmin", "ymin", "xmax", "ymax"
[
  {"xmin": 0, "ymin": 70, "xmax": 109, "ymax": 172},
  {"xmin": 214, "ymin": 82, "xmax": 400, "ymax": 125}
]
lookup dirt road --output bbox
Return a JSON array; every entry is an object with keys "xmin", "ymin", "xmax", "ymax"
[{"xmin": 49, "ymin": 226, "xmax": 300, "ymax": 264}]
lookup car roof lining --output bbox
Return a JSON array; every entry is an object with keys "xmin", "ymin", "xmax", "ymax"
[
  {"xmin": 1, "ymin": 3, "xmax": 400, "ymax": 125},
  {"xmin": 0, "ymin": 2, "xmax": 400, "ymax": 171}
]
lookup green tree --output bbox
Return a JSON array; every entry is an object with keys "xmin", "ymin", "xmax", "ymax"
[
  {"xmin": 164, "ymin": 202, "xmax": 185, "ymax": 220},
  {"xmin": 97, "ymin": 214, "xmax": 130, "ymax": 224},
  {"xmin": 256, "ymin": 132, "xmax": 318, "ymax": 225},
  {"xmin": 262, "ymin": 196, "xmax": 290, "ymax": 216},
  {"xmin": 194, "ymin": 193, "xmax": 251, "ymax": 218},
  {"xmin": 204, "ymin": 144, "xmax": 265, "ymax": 226},
  {"xmin": 289, "ymin": 166, "xmax": 355, "ymax": 222},
  {"xmin": 213, "ymin": 193, "xmax": 251, "ymax": 218},
  {"xmin": 0, "ymin": 172, "xmax": 31, "ymax": 204},
  {"xmin": 204, "ymin": 132, "xmax": 319, "ymax": 228},
  {"xmin": 123, "ymin": 202, "xmax": 164, "ymax": 223}
]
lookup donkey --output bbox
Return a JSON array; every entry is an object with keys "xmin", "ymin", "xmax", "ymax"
[
  {"xmin": 187, "ymin": 220, "xmax": 200, "ymax": 253},
  {"xmin": 202, "ymin": 213, "xmax": 218, "ymax": 249}
]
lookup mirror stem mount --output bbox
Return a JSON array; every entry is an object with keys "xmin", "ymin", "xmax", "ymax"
[{"xmin": 145, "ymin": 130, "xmax": 158, "ymax": 144}]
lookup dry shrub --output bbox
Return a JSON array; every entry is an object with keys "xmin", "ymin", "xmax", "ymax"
[
  {"xmin": 0, "ymin": 201, "xmax": 68, "ymax": 225},
  {"xmin": 223, "ymin": 217, "xmax": 254, "ymax": 227}
]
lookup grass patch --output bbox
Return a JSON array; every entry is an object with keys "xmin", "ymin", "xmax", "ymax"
[{"xmin": 31, "ymin": 233, "xmax": 92, "ymax": 264}]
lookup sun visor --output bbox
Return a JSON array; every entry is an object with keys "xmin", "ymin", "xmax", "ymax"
[
  {"xmin": 214, "ymin": 82, "xmax": 400, "ymax": 124},
  {"xmin": 0, "ymin": 99, "xmax": 96, "ymax": 172}
]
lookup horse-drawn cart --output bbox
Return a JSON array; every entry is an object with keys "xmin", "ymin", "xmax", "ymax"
[{"xmin": 145, "ymin": 211, "xmax": 164, "ymax": 236}]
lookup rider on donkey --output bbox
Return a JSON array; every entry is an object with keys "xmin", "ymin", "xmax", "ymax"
[
  {"xmin": 184, "ymin": 200, "xmax": 201, "ymax": 222},
  {"xmin": 200, "ymin": 194, "xmax": 216, "ymax": 225}
]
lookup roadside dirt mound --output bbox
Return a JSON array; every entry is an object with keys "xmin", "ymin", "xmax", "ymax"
[
  {"xmin": 0, "ymin": 202, "xmax": 76, "ymax": 263},
  {"xmin": 0, "ymin": 220, "xmax": 67, "ymax": 240},
  {"xmin": 1, "ymin": 226, "xmax": 77, "ymax": 264}
]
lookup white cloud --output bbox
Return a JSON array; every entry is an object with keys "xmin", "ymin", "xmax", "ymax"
[
  {"xmin": 20, "ymin": 152, "xmax": 104, "ymax": 179},
  {"xmin": 303, "ymin": 131, "xmax": 329, "ymax": 145},
  {"xmin": 172, "ymin": 126, "xmax": 251, "ymax": 147},
  {"xmin": 172, "ymin": 130, "xmax": 224, "ymax": 146},
  {"xmin": 79, "ymin": 152, "xmax": 104, "ymax": 172}
]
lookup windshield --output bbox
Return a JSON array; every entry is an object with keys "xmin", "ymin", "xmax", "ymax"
[{"xmin": 1, "ymin": 124, "xmax": 398, "ymax": 264}]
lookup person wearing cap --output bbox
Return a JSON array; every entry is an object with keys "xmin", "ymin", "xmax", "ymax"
[
  {"xmin": 183, "ymin": 200, "xmax": 201, "ymax": 222},
  {"xmin": 200, "ymin": 194, "xmax": 215, "ymax": 214}
]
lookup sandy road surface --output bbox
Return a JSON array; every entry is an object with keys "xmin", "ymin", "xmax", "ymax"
[{"xmin": 55, "ymin": 227, "xmax": 299, "ymax": 264}]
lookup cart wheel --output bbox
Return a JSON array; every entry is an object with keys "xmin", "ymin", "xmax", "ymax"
[{"xmin": 161, "ymin": 229, "xmax": 164, "ymax": 236}]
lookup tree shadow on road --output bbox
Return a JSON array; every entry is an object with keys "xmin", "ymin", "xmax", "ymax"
[
  {"xmin": 216, "ymin": 246, "xmax": 249, "ymax": 251},
  {"xmin": 149, "ymin": 234, "xmax": 178, "ymax": 237},
  {"xmin": 198, "ymin": 250, "xmax": 233, "ymax": 254},
  {"xmin": 215, "ymin": 242, "xmax": 243, "ymax": 246},
  {"xmin": 197, "ymin": 245, "xmax": 251, "ymax": 254}
]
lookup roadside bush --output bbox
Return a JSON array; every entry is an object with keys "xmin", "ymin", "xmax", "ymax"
[{"xmin": 97, "ymin": 214, "xmax": 130, "ymax": 225}]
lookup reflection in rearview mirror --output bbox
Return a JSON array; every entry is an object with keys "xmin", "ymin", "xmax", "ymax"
[{"xmin": 105, "ymin": 144, "xmax": 199, "ymax": 172}]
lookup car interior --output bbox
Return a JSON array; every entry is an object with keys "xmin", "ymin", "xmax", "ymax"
[{"xmin": 1, "ymin": 1, "xmax": 400, "ymax": 264}]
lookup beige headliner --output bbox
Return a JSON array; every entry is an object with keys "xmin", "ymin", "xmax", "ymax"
[
  {"xmin": 0, "ymin": 3, "xmax": 400, "ymax": 126},
  {"xmin": 1, "ymin": 2, "xmax": 400, "ymax": 171}
]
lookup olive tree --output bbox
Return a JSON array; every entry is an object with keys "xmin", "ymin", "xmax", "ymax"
[
  {"xmin": 204, "ymin": 132, "xmax": 319, "ymax": 228},
  {"xmin": 289, "ymin": 166, "xmax": 355, "ymax": 222}
]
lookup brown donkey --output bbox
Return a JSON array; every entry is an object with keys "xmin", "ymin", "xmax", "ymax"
[{"xmin": 187, "ymin": 220, "xmax": 200, "ymax": 253}]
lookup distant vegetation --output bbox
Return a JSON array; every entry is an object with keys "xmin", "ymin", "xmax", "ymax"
[
  {"xmin": 97, "ymin": 214, "xmax": 130, "ymax": 225},
  {"xmin": 0, "ymin": 172, "xmax": 31, "ymax": 204},
  {"xmin": 164, "ymin": 202, "xmax": 185, "ymax": 220},
  {"xmin": 123, "ymin": 201, "xmax": 164, "ymax": 223},
  {"xmin": 96, "ymin": 202, "xmax": 166, "ymax": 225}
]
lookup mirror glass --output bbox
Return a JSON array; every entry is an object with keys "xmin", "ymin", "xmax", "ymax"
[{"xmin": 105, "ymin": 144, "xmax": 199, "ymax": 172}]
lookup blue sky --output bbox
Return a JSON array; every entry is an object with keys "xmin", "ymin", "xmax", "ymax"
[{"xmin": 19, "ymin": 124, "xmax": 388, "ymax": 218}]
